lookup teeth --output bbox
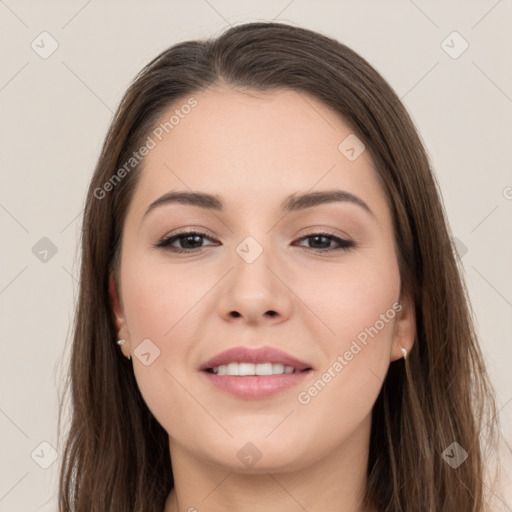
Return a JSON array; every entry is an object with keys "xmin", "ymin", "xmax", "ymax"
[
  {"xmin": 227, "ymin": 362, "xmax": 239, "ymax": 375},
  {"xmin": 239, "ymin": 363, "xmax": 255, "ymax": 376},
  {"xmin": 211, "ymin": 362, "xmax": 301, "ymax": 376}
]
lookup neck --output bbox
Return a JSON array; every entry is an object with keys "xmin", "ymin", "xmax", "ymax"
[{"xmin": 164, "ymin": 412, "xmax": 375, "ymax": 512}]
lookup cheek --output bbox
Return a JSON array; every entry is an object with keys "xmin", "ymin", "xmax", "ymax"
[
  {"xmin": 293, "ymin": 249, "xmax": 401, "ymax": 349},
  {"xmin": 120, "ymin": 256, "xmax": 210, "ymax": 425},
  {"xmin": 121, "ymin": 254, "xmax": 203, "ymax": 340},
  {"xmin": 122, "ymin": 275, "xmax": 197, "ymax": 430},
  {"xmin": 292, "ymin": 249, "xmax": 401, "ymax": 437}
]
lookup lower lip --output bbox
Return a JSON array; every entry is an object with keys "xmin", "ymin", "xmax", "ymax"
[{"xmin": 200, "ymin": 370, "xmax": 312, "ymax": 399}]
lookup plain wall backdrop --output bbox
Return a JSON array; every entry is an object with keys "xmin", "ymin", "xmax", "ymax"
[{"xmin": 0, "ymin": 1, "xmax": 511, "ymax": 510}]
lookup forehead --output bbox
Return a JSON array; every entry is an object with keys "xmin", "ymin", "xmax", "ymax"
[{"xmin": 126, "ymin": 86, "xmax": 385, "ymax": 219}]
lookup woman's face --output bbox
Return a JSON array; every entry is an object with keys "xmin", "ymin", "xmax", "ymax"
[{"xmin": 110, "ymin": 86, "xmax": 414, "ymax": 472}]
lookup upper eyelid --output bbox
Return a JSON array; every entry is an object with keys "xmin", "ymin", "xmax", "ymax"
[
  {"xmin": 162, "ymin": 224, "xmax": 352, "ymax": 239},
  {"xmin": 160, "ymin": 230, "xmax": 349, "ymax": 240},
  {"xmin": 165, "ymin": 229, "xmax": 218, "ymax": 242}
]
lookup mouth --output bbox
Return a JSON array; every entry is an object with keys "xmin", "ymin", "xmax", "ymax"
[
  {"xmin": 199, "ymin": 346, "xmax": 313, "ymax": 399},
  {"xmin": 203, "ymin": 362, "xmax": 311, "ymax": 375}
]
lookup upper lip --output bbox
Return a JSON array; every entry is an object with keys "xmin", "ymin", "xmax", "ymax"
[{"xmin": 199, "ymin": 346, "xmax": 312, "ymax": 371}]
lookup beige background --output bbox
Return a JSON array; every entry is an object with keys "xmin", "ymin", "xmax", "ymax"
[{"xmin": 0, "ymin": 1, "xmax": 511, "ymax": 510}]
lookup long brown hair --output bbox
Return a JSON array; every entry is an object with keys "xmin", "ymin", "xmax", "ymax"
[{"xmin": 57, "ymin": 21, "xmax": 502, "ymax": 511}]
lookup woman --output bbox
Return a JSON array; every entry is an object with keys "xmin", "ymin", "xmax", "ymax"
[{"xmin": 58, "ymin": 21, "xmax": 502, "ymax": 511}]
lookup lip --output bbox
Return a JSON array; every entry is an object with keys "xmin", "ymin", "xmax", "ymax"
[
  {"xmin": 198, "ymin": 346, "xmax": 312, "ymax": 372},
  {"xmin": 198, "ymin": 346, "xmax": 313, "ymax": 400},
  {"xmin": 200, "ymin": 371, "xmax": 312, "ymax": 399}
]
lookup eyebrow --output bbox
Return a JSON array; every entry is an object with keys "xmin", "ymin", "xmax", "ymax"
[{"xmin": 143, "ymin": 189, "xmax": 374, "ymax": 218}]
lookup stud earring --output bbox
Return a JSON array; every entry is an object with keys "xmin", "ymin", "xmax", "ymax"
[
  {"xmin": 400, "ymin": 346, "xmax": 408, "ymax": 360},
  {"xmin": 116, "ymin": 339, "xmax": 131, "ymax": 360}
]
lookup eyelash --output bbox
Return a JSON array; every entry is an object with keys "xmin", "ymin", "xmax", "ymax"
[{"xmin": 155, "ymin": 230, "xmax": 355, "ymax": 254}]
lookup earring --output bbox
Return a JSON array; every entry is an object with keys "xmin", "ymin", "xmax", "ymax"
[
  {"xmin": 400, "ymin": 346, "xmax": 408, "ymax": 360},
  {"xmin": 116, "ymin": 339, "xmax": 131, "ymax": 360}
]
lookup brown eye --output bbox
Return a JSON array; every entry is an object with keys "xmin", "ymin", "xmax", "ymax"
[
  {"xmin": 154, "ymin": 231, "xmax": 355, "ymax": 254},
  {"xmin": 156, "ymin": 231, "xmax": 217, "ymax": 253},
  {"xmin": 294, "ymin": 232, "xmax": 355, "ymax": 252}
]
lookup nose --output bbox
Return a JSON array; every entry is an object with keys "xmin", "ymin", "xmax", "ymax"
[{"xmin": 216, "ymin": 243, "xmax": 294, "ymax": 326}]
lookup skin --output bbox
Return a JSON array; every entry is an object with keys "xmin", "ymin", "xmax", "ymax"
[{"xmin": 109, "ymin": 86, "xmax": 415, "ymax": 512}]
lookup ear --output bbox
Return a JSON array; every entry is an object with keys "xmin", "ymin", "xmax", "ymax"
[
  {"xmin": 390, "ymin": 289, "xmax": 416, "ymax": 362},
  {"xmin": 108, "ymin": 273, "xmax": 131, "ymax": 354}
]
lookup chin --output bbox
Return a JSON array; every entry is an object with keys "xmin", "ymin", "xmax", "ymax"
[{"xmin": 196, "ymin": 435, "xmax": 312, "ymax": 474}]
